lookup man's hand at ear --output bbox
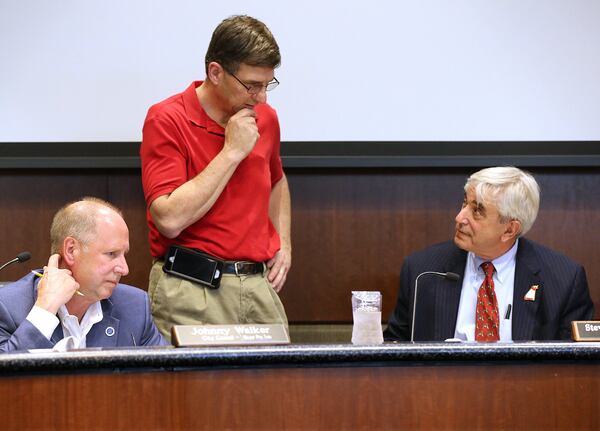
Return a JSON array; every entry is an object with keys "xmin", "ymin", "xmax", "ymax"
[{"xmin": 34, "ymin": 254, "xmax": 80, "ymax": 314}]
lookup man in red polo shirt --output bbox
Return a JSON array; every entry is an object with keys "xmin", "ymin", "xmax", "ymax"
[{"xmin": 140, "ymin": 15, "xmax": 290, "ymax": 339}]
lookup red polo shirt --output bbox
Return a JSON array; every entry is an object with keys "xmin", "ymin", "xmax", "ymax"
[{"xmin": 140, "ymin": 81, "xmax": 283, "ymax": 261}]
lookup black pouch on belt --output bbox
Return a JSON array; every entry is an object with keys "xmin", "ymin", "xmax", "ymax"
[{"xmin": 162, "ymin": 245, "xmax": 224, "ymax": 289}]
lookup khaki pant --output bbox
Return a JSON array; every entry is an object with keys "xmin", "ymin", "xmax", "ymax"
[{"xmin": 148, "ymin": 260, "xmax": 288, "ymax": 342}]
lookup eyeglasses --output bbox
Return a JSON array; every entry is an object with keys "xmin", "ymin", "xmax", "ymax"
[{"xmin": 227, "ymin": 70, "xmax": 279, "ymax": 95}]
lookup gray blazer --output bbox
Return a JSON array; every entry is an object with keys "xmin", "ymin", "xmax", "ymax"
[
  {"xmin": 0, "ymin": 273, "xmax": 167, "ymax": 352},
  {"xmin": 384, "ymin": 238, "xmax": 594, "ymax": 341}
]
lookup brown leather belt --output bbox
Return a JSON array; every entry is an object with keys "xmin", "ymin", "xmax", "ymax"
[{"xmin": 222, "ymin": 261, "xmax": 264, "ymax": 276}]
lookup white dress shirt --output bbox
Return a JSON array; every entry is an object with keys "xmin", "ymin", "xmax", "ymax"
[
  {"xmin": 26, "ymin": 301, "xmax": 103, "ymax": 351},
  {"xmin": 454, "ymin": 239, "xmax": 519, "ymax": 342}
]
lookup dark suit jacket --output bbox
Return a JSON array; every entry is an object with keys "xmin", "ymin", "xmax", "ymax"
[
  {"xmin": 384, "ymin": 238, "xmax": 594, "ymax": 341},
  {"xmin": 0, "ymin": 273, "xmax": 167, "ymax": 352}
]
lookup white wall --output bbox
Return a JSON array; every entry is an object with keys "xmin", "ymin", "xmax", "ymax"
[{"xmin": 1, "ymin": 0, "xmax": 599, "ymax": 142}]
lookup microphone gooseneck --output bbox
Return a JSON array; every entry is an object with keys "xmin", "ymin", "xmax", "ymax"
[{"xmin": 410, "ymin": 271, "xmax": 461, "ymax": 342}]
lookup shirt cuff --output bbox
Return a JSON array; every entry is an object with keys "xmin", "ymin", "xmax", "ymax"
[{"xmin": 26, "ymin": 306, "xmax": 60, "ymax": 340}]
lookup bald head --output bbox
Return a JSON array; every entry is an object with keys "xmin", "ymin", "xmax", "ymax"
[{"xmin": 50, "ymin": 197, "xmax": 125, "ymax": 254}]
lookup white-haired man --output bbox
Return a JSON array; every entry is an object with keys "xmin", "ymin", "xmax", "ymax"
[{"xmin": 385, "ymin": 166, "xmax": 594, "ymax": 342}]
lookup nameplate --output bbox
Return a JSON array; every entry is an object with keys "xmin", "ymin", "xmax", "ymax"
[
  {"xmin": 171, "ymin": 324, "xmax": 290, "ymax": 347},
  {"xmin": 571, "ymin": 321, "xmax": 600, "ymax": 341}
]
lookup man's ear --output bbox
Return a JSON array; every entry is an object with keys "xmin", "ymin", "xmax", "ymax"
[
  {"xmin": 62, "ymin": 236, "xmax": 79, "ymax": 266},
  {"xmin": 206, "ymin": 62, "xmax": 224, "ymax": 85},
  {"xmin": 501, "ymin": 220, "xmax": 522, "ymax": 242}
]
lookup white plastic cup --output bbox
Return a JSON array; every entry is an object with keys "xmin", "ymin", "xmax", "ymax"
[{"xmin": 351, "ymin": 291, "xmax": 383, "ymax": 345}]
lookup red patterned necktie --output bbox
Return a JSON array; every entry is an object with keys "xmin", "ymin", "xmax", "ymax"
[{"xmin": 475, "ymin": 262, "xmax": 499, "ymax": 341}]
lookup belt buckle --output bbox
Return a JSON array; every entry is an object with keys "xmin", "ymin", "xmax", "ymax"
[{"xmin": 234, "ymin": 261, "xmax": 244, "ymax": 276}]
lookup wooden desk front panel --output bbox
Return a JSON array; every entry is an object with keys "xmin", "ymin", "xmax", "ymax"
[{"xmin": 2, "ymin": 363, "xmax": 599, "ymax": 430}]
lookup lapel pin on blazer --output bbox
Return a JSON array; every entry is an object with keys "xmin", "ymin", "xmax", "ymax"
[
  {"xmin": 524, "ymin": 285, "xmax": 539, "ymax": 301},
  {"xmin": 105, "ymin": 327, "xmax": 115, "ymax": 337}
]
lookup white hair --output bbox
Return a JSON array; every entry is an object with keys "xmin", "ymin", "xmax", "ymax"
[{"xmin": 465, "ymin": 166, "xmax": 540, "ymax": 236}]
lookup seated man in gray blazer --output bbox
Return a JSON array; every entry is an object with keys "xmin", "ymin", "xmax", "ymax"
[
  {"xmin": 385, "ymin": 166, "xmax": 594, "ymax": 342},
  {"xmin": 0, "ymin": 198, "xmax": 166, "ymax": 352}
]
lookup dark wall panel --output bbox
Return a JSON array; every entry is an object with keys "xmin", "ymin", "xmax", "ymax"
[
  {"xmin": 0, "ymin": 167, "xmax": 598, "ymax": 323},
  {"xmin": 283, "ymin": 168, "xmax": 461, "ymax": 321},
  {"xmin": 0, "ymin": 171, "xmax": 107, "ymax": 273}
]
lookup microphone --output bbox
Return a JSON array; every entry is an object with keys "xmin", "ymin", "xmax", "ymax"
[
  {"xmin": 0, "ymin": 251, "xmax": 31, "ymax": 272},
  {"xmin": 410, "ymin": 271, "xmax": 461, "ymax": 342}
]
